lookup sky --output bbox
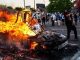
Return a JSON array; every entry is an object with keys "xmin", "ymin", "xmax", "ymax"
[{"xmin": 0, "ymin": 0, "xmax": 49, "ymax": 8}]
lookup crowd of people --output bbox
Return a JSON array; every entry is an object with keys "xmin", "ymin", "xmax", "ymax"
[
  {"xmin": 32, "ymin": 9, "xmax": 80, "ymax": 27},
  {"xmin": 32, "ymin": 9, "xmax": 80, "ymax": 40}
]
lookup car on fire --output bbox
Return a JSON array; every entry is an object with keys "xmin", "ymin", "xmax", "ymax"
[{"xmin": 0, "ymin": 7, "xmax": 79, "ymax": 60}]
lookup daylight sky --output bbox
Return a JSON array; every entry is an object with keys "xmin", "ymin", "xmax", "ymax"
[{"xmin": 0, "ymin": 0, "xmax": 49, "ymax": 8}]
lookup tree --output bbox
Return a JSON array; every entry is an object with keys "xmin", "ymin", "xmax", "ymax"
[{"xmin": 46, "ymin": 0, "xmax": 72, "ymax": 12}]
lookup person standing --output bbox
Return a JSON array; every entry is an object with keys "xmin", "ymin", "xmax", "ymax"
[
  {"xmin": 35, "ymin": 12, "xmax": 41, "ymax": 23},
  {"xmin": 61, "ymin": 13, "xmax": 65, "ymax": 25},
  {"xmin": 64, "ymin": 10, "xmax": 78, "ymax": 40},
  {"xmin": 74, "ymin": 13, "xmax": 78, "ymax": 25},
  {"xmin": 41, "ymin": 11, "xmax": 46, "ymax": 25},
  {"xmin": 51, "ymin": 13, "xmax": 56, "ymax": 26},
  {"xmin": 77, "ymin": 13, "xmax": 80, "ymax": 22}
]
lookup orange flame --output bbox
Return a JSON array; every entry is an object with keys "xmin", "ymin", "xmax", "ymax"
[
  {"xmin": 30, "ymin": 42, "xmax": 38, "ymax": 50},
  {"xmin": 0, "ymin": 9, "xmax": 36, "ymax": 42}
]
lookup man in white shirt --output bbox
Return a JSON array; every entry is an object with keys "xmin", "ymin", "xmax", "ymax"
[{"xmin": 51, "ymin": 14, "xmax": 56, "ymax": 26}]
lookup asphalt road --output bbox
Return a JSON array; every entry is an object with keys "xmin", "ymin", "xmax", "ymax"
[
  {"xmin": 45, "ymin": 21, "xmax": 80, "ymax": 44},
  {"xmin": 44, "ymin": 21, "xmax": 80, "ymax": 60}
]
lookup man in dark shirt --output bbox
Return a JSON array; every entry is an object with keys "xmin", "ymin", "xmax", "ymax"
[{"xmin": 64, "ymin": 10, "xmax": 78, "ymax": 40}]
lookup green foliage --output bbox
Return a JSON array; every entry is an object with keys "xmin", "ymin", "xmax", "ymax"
[{"xmin": 46, "ymin": 0, "xmax": 72, "ymax": 12}]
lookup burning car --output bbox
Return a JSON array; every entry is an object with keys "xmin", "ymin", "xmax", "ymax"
[{"xmin": 0, "ymin": 7, "xmax": 79, "ymax": 60}]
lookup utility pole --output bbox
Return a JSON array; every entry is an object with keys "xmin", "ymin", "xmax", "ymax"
[
  {"xmin": 34, "ymin": 0, "xmax": 35, "ymax": 9},
  {"xmin": 24, "ymin": 0, "xmax": 26, "ymax": 9}
]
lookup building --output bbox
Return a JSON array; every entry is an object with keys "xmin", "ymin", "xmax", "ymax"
[{"xmin": 36, "ymin": 4, "xmax": 45, "ymax": 11}]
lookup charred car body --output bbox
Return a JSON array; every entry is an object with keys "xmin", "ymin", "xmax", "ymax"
[{"xmin": 0, "ymin": 8, "xmax": 79, "ymax": 60}]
